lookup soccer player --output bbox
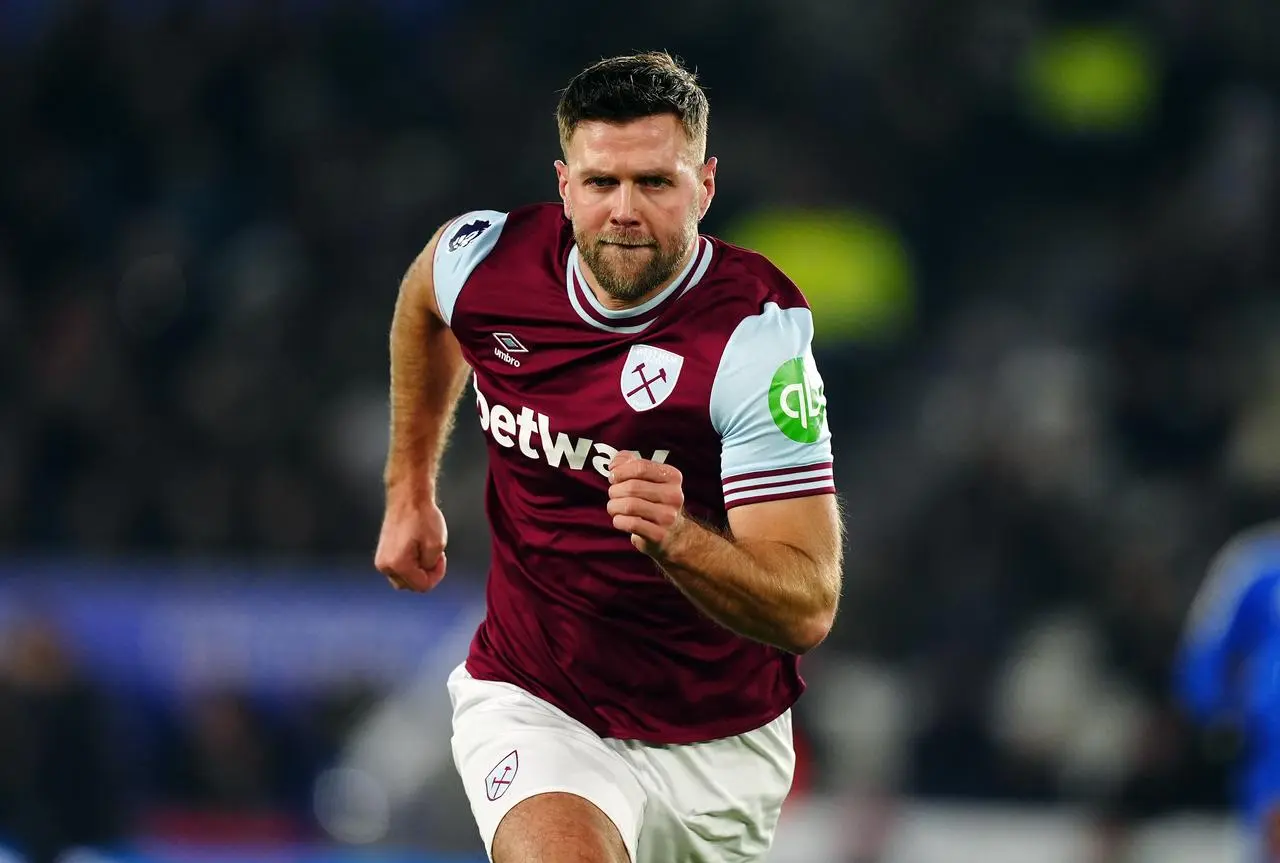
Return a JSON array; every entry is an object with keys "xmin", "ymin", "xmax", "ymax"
[
  {"xmin": 375, "ymin": 52, "xmax": 843, "ymax": 863},
  {"xmin": 1175, "ymin": 520, "xmax": 1280, "ymax": 862}
]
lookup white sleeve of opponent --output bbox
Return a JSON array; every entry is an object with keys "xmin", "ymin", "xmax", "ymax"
[
  {"xmin": 709, "ymin": 302, "xmax": 836, "ymax": 509},
  {"xmin": 432, "ymin": 210, "xmax": 507, "ymax": 326}
]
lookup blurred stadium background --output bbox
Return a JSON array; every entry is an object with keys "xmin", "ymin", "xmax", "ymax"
[{"xmin": 2, "ymin": 0, "xmax": 1278, "ymax": 861}]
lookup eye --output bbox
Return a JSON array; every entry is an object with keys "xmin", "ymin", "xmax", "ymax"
[
  {"xmin": 585, "ymin": 176, "xmax": 617, "ymax": 188},
  {"xmin": 639, "ymin": 176, "xmax": 672, "ymax": 188}
]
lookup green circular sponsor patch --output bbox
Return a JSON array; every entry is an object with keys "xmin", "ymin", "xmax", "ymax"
[{"xmin": 769, "ymin": 357, "xmax": 826, "ymax": 443}]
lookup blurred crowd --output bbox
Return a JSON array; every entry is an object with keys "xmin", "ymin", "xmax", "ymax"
[
  {"xmin": 2, "ymin": 0, "xmax": 1280, "ymax": 859},
  {"xmin": 0, "ymin": 610, "xmax": 386, "ymax": 861}
]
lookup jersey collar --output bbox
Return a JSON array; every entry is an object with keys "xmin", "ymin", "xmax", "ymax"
[{"xmin": 566, "ymin": 236, "xmax": 713, "ymax": 333}]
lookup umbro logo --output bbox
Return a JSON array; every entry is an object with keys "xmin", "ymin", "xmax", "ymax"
[
  {"xmin": 492, "ymin": 332, "xmax": 528, "ymax": 368},
  {"xmin": 492, "ymin": 332, "xmax": 528, "ymax": 353}
]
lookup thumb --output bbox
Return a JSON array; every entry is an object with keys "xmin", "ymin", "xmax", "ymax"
[{"xmin": 609, "ymin": 449, "xmax": 639, "ymax": 471}]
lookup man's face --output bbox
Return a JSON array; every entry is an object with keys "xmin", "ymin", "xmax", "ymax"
[{"xmin": 557, "ymin": 115, "xmax": 716, "ymax": 304}]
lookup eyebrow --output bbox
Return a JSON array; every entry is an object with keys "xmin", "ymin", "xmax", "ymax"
[{"xmin": 580, "ymin": 169, "xmax": 677, "ymax": 180}]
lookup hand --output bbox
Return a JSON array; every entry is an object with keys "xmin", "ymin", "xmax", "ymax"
[
  {"xmin": 374, "ymin": 493, "xmax": 449, "ymax": 593},
  {"xmin": 606, "ymin": 451, "xmax": 685, "ymax": 557}
]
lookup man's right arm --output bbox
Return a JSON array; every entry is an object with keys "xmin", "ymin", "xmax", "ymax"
[{"xmin": 383, "ymin": 221, "xmax": 472, "ymax": 505}]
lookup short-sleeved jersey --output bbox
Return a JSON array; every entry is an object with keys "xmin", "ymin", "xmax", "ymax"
[
  {"xmin": 1176, "ymin": 523, "xmax": 1280, "ymax": 824},
  {"xmin": 433, "ymin": 203, "xmax": 836, "ymax": 744}
]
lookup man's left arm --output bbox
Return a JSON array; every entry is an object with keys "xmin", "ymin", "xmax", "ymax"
[
  {"xmin": 607, "ymin": 301, "xmax": 843, "ymax": 654},
  {"xmin": 607, "ymin": 455, "xmax": 841, "ymax": 654}
]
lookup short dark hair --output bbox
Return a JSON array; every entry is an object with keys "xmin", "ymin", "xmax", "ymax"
[{"xmin": 556, "ymin": 52, "xmax": 709, "ymax": 160}]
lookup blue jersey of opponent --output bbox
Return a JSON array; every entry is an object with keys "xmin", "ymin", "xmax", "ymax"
[{"xmin": 1175, "ymin": 521, "xmax": 1280, "ymax": 829}]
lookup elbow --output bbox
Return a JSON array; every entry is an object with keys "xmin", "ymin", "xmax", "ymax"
[
  {"xmin": 786, "ymin": 599, "xmax": 838, "ymax": 656},
  {"xmin": 765, "ymin": 557, "xmax": 841, "ymax": 654}
]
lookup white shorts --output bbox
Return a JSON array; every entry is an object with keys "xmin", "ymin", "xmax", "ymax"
[{"xmin": 447, "ymin": 662, "xmax": 796, "ymax": 863}]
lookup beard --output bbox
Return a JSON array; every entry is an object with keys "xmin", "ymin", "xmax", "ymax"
[{"xmin": 575, "ymin": 217, "xmax": 697, "ymax": 304}]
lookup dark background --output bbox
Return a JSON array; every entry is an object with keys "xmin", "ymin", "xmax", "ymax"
[{"xmin": 1, "ymin": 1, "xmax": 1278, "ymax": 860}]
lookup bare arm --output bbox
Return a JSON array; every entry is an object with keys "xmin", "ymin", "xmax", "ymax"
[
  {"xmin": 608, "ymin": 454, "xmax": 843, "ymax": 654},
  {"xmin": 666, "ymin": 495, "xmax": 842, "ymax": 653},
  {"xmin": 384, "ymin": 221, "xmax": 472, "ymax": 504}
]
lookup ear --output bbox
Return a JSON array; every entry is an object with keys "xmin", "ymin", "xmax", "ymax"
[
  {"xmin": 554, "ymin": 160, "xmax": 571, "ymax": 219},
  {"xmin": 698, "ymin": 156, "xmax": 717, "ymax": 221}
]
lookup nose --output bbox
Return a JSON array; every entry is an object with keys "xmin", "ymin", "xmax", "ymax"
[{"xmin": 610, "ymin": 183, "xmax": 641, "ymax": 226}]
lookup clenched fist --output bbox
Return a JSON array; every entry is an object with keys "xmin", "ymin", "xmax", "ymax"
[
  {"xmin": 374, "ymin": 495, "xmax": 449, "ymax": 593},
  {"xmin": 606, "ymin": 450, "xmax": 686, "ymax": 557}
]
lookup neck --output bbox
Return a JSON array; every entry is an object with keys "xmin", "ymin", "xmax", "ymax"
[{"xmin": 580, "ymin": 236, "xmax": 698, "ymax": 311}]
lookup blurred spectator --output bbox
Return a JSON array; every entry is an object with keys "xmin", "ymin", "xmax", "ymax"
[
  {"xmin": 159, "ymin": 690, "xmax": 285, "ymax": 812},
  {"xmin": 145, "ymin": 688, "xmax": 308, "ymax": 846},
  {"xmin": 0, "ymin": 614, "xmax": 122, "ymax": 863}
]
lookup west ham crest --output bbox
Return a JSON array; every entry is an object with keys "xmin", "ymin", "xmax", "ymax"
[
  {"xmin": 485, "ymin": 750, "xmax": 519, "ymax": 801},
  {"xmin": 620, "ymin": 345, "xmax": 684, "ymax": 412}
]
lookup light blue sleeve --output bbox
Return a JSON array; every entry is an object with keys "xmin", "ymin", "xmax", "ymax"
[
  {"xmin": 1175, "ymin": 529, "xmax": 1280, "ymax": 722},
  {"xmin": 432, "ymin": 210, "xmax": 507, "ymax": 326},
  {"xmin": 709, "ymin": 302, "xmax": 835, "ymax": 509}
]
